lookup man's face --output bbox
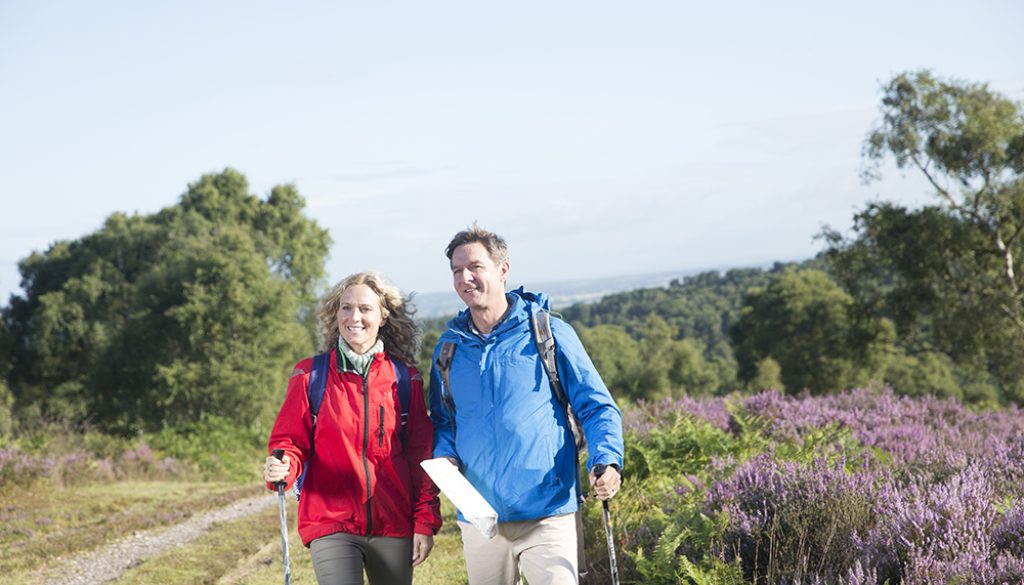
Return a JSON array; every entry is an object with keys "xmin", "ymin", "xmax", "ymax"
[{"xmin": 450, "ymin": 242, "xmax": 509, "ymax": 312}]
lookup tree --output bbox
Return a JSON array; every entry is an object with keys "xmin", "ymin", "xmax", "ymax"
[
  {"xmin": 579, "ymin": 324, "xmax": 644, "ymax": 400},
  {"xmin": 664, "ymin": 337, "xmax": 720, "ymax": 397},
  {"xmin": 731, "ymin": 269, "xmax": 893, "ymax": 395},
  {"xmin": 825, "ymin": 70, "xmax": 1024, "ymax": 399},
  {"xmin": 749, "ymin": 357, "xmax": 784, "ymax": 393},
  {"xmin": 883, "ymin": 351, "xmax": 961, "ymax": 400},
  {"xmin": 861, "ymin": 70, "xmax": 1024, "ymax": 310},
  {"xmin": 0, "ymin": 319, "xmax": 12, "ymax": 436},
  {"xmin": 579, "ymin": 318, "xmax": 722, "ymax": 401},
  {"xmin": 2, "ymin": 169, "xmax": 330, "ymax": 433}
]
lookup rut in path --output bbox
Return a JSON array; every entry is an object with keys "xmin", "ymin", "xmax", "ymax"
[{"xmin": 43, "ymin": 493, "xmax": 278, "ymax": 585}]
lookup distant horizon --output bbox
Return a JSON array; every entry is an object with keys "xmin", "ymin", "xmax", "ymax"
[{"xmin": 411, "ymin": 256, "xmax": 798, "ymax": 317}]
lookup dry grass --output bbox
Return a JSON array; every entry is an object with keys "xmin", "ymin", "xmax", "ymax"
[
  {"xmin": 5, "ymin": 478, "xmax": 470, "ymax": 585},
  {"xmin": 1, "ymin": 480, "xmax": 261, "ymax": 583},
  {"xmin": 110, "ymin": 493, "xmax": 469, "ymax": 584}
]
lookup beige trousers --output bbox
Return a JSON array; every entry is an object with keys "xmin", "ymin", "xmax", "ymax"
[{"xmin": 458, "ymin": 513, "xmax": 578, "ymax": 585}]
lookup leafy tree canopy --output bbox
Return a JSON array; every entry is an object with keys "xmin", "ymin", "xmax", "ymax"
[
  {"xmin": 2, "ymin": 169, "xmax": 330, "ymax": 433},
  {"xmin": 731, "ymin": 268, "xmax": 894, "ymax": 395},
  {"xmin": 826, "ymin": 70, "xmax": 1024, "ymax": 400}
]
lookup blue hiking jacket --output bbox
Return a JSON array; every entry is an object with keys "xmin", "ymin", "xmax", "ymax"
[{"xmin": 429, "ymin": 288, "xmax": 624, "ymax": 523}]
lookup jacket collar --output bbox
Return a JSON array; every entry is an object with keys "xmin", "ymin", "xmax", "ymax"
[
  {"xmin": 444, "ymin": 287, "xmax": 550, "ymax": 342},
  {"xmin": 334, "ymin": 346, "xmax": 386, "ymax": 374}
]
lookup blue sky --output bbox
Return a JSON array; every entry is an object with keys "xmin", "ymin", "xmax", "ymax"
[{"xmin": 2, "ymin": 1, "xmax": 1022, "ymax": 302}]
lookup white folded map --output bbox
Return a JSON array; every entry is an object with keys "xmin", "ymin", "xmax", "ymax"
[{"xmin": 420, "ymin": 458, "xmax": 498, "ymax": 539}]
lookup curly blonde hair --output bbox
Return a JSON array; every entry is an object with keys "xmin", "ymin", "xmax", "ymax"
[{"xmin": 316, "ymin": 271, "xmax": 418, "ymax": 366}]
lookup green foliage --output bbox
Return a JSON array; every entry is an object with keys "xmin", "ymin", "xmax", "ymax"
[
  {"xmin": 827, "ymin": 69, "xmax": 1024, "ymax": 402},
  {"xmin": 579, "ymin": 324, "xmax": 644, "ymax": 398},
  {"xmin": 2, "ymin": 169, "xmax": 329, "ymax": 433},
  {"xmin": 884, "ymin": 351, "xmax": 962, "ymax": 399},
  {"xmin": 749, "ymin": 357, "xmax": 784, "ymax": 393},
  {"xmin": 630, "ymin": 521, "xmax": 690, "ymax": 584},
  {"xmin": 578, "ymin": 317, "xmax": 723, "ymax": 401},
  {"xmin": 563, "ymin": 268, "xmax": 777, "ymax": 353},
  {"xmin": 564, "ymin": 267, "xmax": 786, "ymax": 393},
  {"xmin": 626, "ymin": 411, "xmax": 738, "ymax": 482},
  {"xmin": 145, "ymin": 414, "xmax": 265, "ymax": 482},
  {"xmin": 678, "ymin": 556, "xmax": 746, "ymax": 585},
  {"xmin": 0, "ymin": 379, "xmax": 12, "ymax": 439},
  {"xmin": 731, "ymin": 268, "xmax": 894, "ymax": 394},
  {"xmin": 824, "ymin": 203, "xmax": 1024, "ymax": 397}
]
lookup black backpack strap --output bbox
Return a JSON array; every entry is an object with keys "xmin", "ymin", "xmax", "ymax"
[{"xmin": 435, "ymin": 341, "xmax": 458, "ymax": 439}]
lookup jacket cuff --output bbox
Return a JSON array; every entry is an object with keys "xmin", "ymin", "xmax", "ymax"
[{"xmin": 415, "ymin": 520, "xmax": 441, "ymax": 535}]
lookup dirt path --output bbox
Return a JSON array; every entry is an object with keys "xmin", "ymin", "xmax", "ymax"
[{"xmin": 43, "ymin": 493, "xmax": 277, "ymax": 585}]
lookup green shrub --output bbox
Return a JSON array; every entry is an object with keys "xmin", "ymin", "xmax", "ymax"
[{"xmin": 145, "ymin": 414, "xmax": 265, "ymax": 482}]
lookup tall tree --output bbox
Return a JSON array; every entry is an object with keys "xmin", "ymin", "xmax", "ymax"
[
  {"xmin": 3, "ymin": 169, "xmax": 330, "ymax": 432},
  {"xmin": 861, "ymin": 70, "xmax": 1024, "ymax": 311},
  {"xmin": 825, "ymin": 70, "xmax": 1024, "ymax": 399}
]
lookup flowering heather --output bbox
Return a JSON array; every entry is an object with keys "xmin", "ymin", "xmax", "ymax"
[
  {"xmin": 706, "ymin": 455, "xmax": 882, "ymax": 583},
  {"xmin": 862, "ymin": 464, "xmax": 1011, "ymax": 583},
  {"xmin": 741, "ymin": 388, "xmax": 1024, "ymax": 474},
  {"xmin": 0, "ymin": 442, "xmax": 187, "ymax": 488},
  {"xmin": 621, "ymin": 389, "xmax": 1024, "ymax": 584},
  {"xmin": 623, "ymin": 395, "xmax": 732, "ymax": 435}
]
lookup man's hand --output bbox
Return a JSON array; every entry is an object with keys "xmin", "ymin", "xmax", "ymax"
[{"xmin": 589, "ymin": 464, "xmax": 621, "ymax": 500}]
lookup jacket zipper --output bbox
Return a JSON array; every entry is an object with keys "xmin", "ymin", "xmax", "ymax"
[
  {"xmin": 378, "ymin": 405, "xmax": 385, "ymax": 447},
  {"xmin": 362, "ymin": 374, "xmax": 373, "ymax": 535}
]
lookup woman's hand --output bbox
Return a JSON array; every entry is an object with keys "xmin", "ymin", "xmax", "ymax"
[
  {"xmin": 411, "ymin": 533, "xmax": 434, "ymax": 567},
  {"xmin": 264, "ymin": 454, "xmax": 290, "ymax": 484}
]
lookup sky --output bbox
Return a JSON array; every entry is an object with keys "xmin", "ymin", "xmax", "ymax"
[{"xmin": 1, "ymin": 1, "xmax": 1022, "ymax": 303}]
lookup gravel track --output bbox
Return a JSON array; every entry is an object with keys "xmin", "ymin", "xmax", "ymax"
[{"xmin": 43, "ymin": 493, "xmax": 277, "ymax": 585}]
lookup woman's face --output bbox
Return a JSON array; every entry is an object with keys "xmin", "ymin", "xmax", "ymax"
[{"xmin": 336, "ymin": 284, "xmax": 385, "ymax": 354}]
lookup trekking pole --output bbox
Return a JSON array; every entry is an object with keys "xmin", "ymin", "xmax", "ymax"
[
  {"xmin": 593, "ymin": 464, "xmax": 620, "ymax": 585},
  {"xmin": 272, "ymin": 449, "xmax": 292, "ymax": 585}
]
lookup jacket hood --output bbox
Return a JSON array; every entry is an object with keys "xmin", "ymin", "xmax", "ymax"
[{"xmin": 444, "ymin": 287, "xmax": 549, "ymax": 340}]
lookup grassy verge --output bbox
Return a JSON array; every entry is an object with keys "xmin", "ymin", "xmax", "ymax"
[
  {"xmin": 2, "ymin": 480, "xmax": 261, "ymax": 583},
  {"xmin": 105, "ymin": 494, "xmax": 469, "ymax": 584},
  {"xmin": 108, "ymin": 505, "xmax": 289, "ymax": 585}
]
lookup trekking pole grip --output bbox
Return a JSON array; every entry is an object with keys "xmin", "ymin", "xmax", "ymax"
[
  {"xmin": 272, "ymin": 449, "xmax": 286, "ymax": 492},
  {"xmin": 593, "ymin": 464, "xmax": 613, "ymax": 511}
]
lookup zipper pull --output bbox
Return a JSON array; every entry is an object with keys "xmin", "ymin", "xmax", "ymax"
[{"xmin": 378, "ymin": 405, "xmax": 385, "ymax": 447}]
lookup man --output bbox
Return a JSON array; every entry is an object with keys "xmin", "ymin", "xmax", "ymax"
[{"xmin": 429, "ymin": 223, "xmax": 624, "ymax": 585}]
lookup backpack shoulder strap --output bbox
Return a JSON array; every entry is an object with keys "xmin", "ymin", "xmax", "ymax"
[
  {"xmin": 296, "ymin": 350, "xmax": 331, "ymax": 501},
  {"xmin": 308, "ymin": 351, "xmax": 332, "ymax": 419},
  {"xmin": 435, "ymin": 341, "xmax": 458, "ymax": 439},
  {"xmin": 390, "ymin": 357, "xmax": 412, "ymax": 441},
  {"xmin": 530, "ymin": 305, "xmax": 585, "ymax": 450},
  {"xmin": 530, "ymin": 305, "xmax": 588, "ymax": 505}
]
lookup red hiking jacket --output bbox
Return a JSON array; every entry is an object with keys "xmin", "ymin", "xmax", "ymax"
[{"xmin": 267, "ymin": 350, "xmax": 441, "ymax": 545}]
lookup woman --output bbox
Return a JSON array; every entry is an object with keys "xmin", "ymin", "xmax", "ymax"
[{"xmin": 264, "ymin": 271, "xmax": 441, "ymax": 585}]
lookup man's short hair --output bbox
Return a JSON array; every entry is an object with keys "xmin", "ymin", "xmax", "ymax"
[{"xmin": 445, "ymin": 222, "xmax": 509, "ymax": 265}]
